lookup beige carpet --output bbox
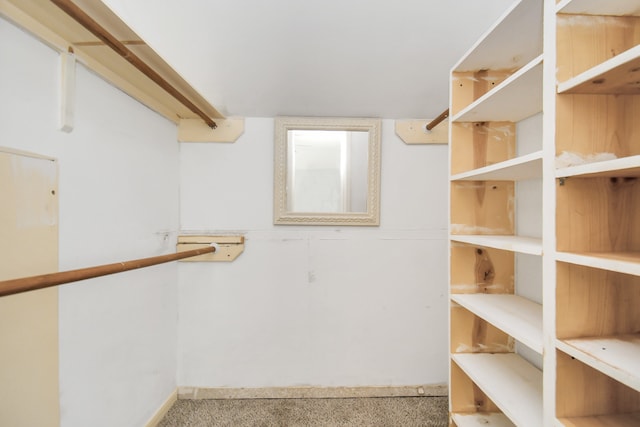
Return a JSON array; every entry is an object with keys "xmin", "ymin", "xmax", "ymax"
[{"xmin": 158, "ymin": 396, "xmax": 448, "ymax": 427}]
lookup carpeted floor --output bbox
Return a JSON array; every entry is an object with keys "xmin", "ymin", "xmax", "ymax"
[{"xmin": 158, "ymin": 396, "xmax": 449, "ymax": 427}]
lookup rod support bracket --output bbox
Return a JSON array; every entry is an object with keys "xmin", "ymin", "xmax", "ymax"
[{"xmin": 177, "ymin": 235, "xmax": 245, "ymax": 262}]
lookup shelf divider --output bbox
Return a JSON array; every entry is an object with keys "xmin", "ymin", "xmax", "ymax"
[
  {"xmin": 449, "ymin": 235, "xmax": 542, "ymax": 256},
  {"xmin": 556, "ymin": 252, "xmax": 640, "ymax": 277},
  {"xmin": 452, "ymin": 151, "xmax": 542, "ymax": 181},
  {"xmin": 452, "ymin": 56, "xmax": 543, "ymax": 123}
]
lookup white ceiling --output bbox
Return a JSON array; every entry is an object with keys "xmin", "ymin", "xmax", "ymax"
[{"xmin": 102, "ymin": 0, "xmax": 516, "ymax": 119}]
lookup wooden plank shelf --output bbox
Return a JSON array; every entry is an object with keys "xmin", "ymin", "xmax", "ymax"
[
  {"xmin": 556, "ymin": 155, "xmax": 640, "ymax": 179},
  {"xmin": 452, "ymin": 412, "xmax": 515, "ymax": 427},
  {"xmin": 451, "ymin": 294, "xmax": 543, "ymax": 354},
  {"xmin": 556, "ymin": 0, "xmax": 640, "ymax": 16},
  {"xmin": 556, "ymin": 334, "xmax": 640, "ymax": 392},
  {"xmin": 556, "ymin": 252, "xmax": 640, "ymax": 277},
  {"xmin": 558, "ymin": 45, "xmax": 640, "ymax": 94},
  {"xmin": 450, "ymin": 235, "xmax": 542, "ymax": 256},
  {"xmin": 452, "ymin": 353, "xmax": 543, "ymax": 427},
  {"xmin": 453, "ymin": 0, "xmax": 542, "ymax": 72},
  {"xmin": 559, "ymin": 412, "xmax": 640, "ymax": 427},
  {"xmin": 451, "ymin": 151, "xmax": 542, "ymax": 181},
  {"xmin": 0, "ymin": 0, "xmax": 223, "ymax": 126},
  {"xmin": 452, "ymin": 56, "xmax": 543, "ymax": 123}
]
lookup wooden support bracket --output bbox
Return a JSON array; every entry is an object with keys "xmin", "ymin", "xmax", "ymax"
[
  {"xmin": 395, "ymin": 119, "xmax": 449, "ymax": 145},
  {"xmin": 178, "ymin": 118, "xmax": 244, "ymax": 143},
  {"xmin": 59, "ymin": 50, "xmax": 75, "ymax": 133},
  {"xmin": 176, "ymin": 235, "xmax": 245, "ymax": 262}
]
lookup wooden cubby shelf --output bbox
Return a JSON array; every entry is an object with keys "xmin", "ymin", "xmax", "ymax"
[
  {"xmin": 452, "ymin": 353, "xmax": 543, "ymax": 427},
  {"xmin": 450, "ymin": 235, "xmax": 542, "ymax": 256},
  {"xmin": 556, "ymin": 155, "xmax": 640, "ymax": 179},
  {"xmin": 451, "ymin": 412, "xmax": 515, "ymax": 427},
  {"xmin": 452, "ymin": 56, "xmax": 543, "ymax": 123},
  {"xmin": 557, "ymin": 335, "xmax": 640, "ymax": 393},
  {"xmin": 558, "ymin": 44, "xmax": 640, "ymax": 94},
  {"xmin": 556, "ymin": 252, "xmax": 640, "ymax": 277},
  {"xmin": 451, "ymin": 294, "xmax": 542, "ymax": 354},
  {"xmin": 452, "ymin": 151, "xmax": 542, "ymax": 181}
]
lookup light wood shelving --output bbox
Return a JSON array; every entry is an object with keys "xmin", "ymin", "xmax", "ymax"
[
  {"xmin": 554, "ymin": 1, "xmax": 640, "ymax": 425},
  {"xmin": 0, "ymin": 0, "xmax": 222, "ymax": 126},
  {"xmin": 448, "ymin": 0, "xmax": 543, "ymax": 425}
]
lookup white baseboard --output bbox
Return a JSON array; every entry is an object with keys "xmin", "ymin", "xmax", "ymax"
[
  {"xmin": 178, "ymin": 384, "xmax": 447, "ymax": 400},
  {"xmin": 144, "ymin": 389, "xmax": 177, "ymax": 427}
]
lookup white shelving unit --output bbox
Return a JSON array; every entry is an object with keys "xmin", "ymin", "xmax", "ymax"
[
  {"xmin": 448, "ymin": 0, "xmax": 640, "ymax": 425},
  {"xmin": 450, "ymin": 235, "xmax": 542, "ymax": 256},
  {"xmin": 448, "ymin": 0, "xmax": 544, "ymax": 425}
]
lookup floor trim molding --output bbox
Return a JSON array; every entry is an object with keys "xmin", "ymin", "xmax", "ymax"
[
  {"xmin": 178, "ymin": 384, "xmax": 447, "ymax": 400},
  {"xmin": 144, "ymin": 388, "xmax": 177, "ymax": 427}
]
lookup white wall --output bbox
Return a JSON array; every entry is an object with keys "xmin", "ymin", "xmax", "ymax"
[
  {"xmin": 179, "ymin": 118, "xmax": 449, "ymax": 388},
  {"xmin": 0, "ymin": 19, "xmax": 179, "ymax": 427}
]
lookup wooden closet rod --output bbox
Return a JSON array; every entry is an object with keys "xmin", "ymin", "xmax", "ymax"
[
  {"xmin": 50, "ymin": 0, "xmax": 218, "ymax": 129},
  {"xmin": 426, "ymin": 108, "xmax": 449, "ymax": 131},
  {"xmin": 0, "ymin": 246, "xmax": 215, "ymax": 298}
]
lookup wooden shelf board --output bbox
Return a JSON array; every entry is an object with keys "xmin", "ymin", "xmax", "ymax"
[
  {"xmin": 452, "ymin": 56, "xmax": 543, "ymax": 123},
  {"xmin": 558, "ymin": 45, "xmax": 640, "ymax": 94},
  {"xmin": 557, "ymin": 334, "xmax": 640, "ymax": 392},
  {"xmin": 452, "ymin": 412, "xmax": 515, "ymax": 427},
  {"xmin": 452, "ymin": 151, "xmax": 542, "ymax": 181},
  {"xmin": 453, "ymin": 0, "xmax": 542, "ymax": 72},
  {"xmin": 559, "ymin": 412, "xmax": 640, "ymax": 427},
  {"xmin": 1, "ymin": 0, "xmax": 222, "ymax": 124},
  {"xmin": 451, "ymin": 294, "xmax": 543, "ymax": 354},
  {"xmin": 556, "ymin": 0, "xmax": 640, "ymax": 16},
  {"xmin": 451, "ymin": 353, "xmax": 543, "ymax": 427},
  {"xmin": 556, "ymin": 155, "xmax": 640, "ymax": 179},
  {"xmin": 450, "ymin": 235, "xmax": 542, "ymax": 256},
  {"xmin": 556, "ymin": 252, "xmax": 640, "ymax": 277}
]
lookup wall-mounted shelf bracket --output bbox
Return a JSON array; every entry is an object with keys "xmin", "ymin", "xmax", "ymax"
[
  {"xmin": 178, "ymin": 118, "xmax": 244, "ymax": 143},
  {"xmin": 176, "ymin": 235, "xmax": 245, "ymax": 262},
  {"xmin": 59, "ymin": 49, "xmax": 76, "ymax": 133},
  {"xmin": 395, "ymin": 119, "xmax": 449, "ymax": 145}
]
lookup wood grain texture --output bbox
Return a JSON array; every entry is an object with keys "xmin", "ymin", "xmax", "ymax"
[
  {"xmin": 450, "ymin": 244, "xmax": 514, "ymax": 294},
  {"xmin": 556, "ymin": 351, "xmax": 640, "ymax": 418},
  {"xmin": 555, "ymin": 94, "xmax": 640, "ymax": 158},
  {"xmin": 451, "ymin": 70, "xmax": 513, "ymax": 116},
  {"xmin": 450, "ymin": 122, "xmax": 515, "ymax": 176},
  {"xmin": 556, "ymin": 177, "xmax": 640, "ymax": 253},
  {"xmin": 556, "ymin": 14, "xmax": 640, "ymax": 83},
  {"xmin": 450, "ymin": 304, "xmax": 513, "ymax": 354},
  {"xmin": 556, "ymin": 263, "xmax": 640, "ymax": 339},
  {"xmin": 450, "ymin": 181, "xmax": 514, "ymax": 235}
]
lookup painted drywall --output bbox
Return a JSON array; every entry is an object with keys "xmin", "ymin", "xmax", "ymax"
[
  {"xmin": 0, "ymin": 18, "xmax": 179, "ymax": 427},
  {"xmin": 178, "ymin": 118, "xmax": 449, "ymax": 388}
]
